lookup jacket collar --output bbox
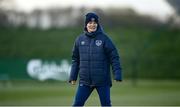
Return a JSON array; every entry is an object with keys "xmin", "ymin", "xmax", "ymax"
[{"xmin": 84, "ymin": 25, "xmax": 103, "ymax": 38}]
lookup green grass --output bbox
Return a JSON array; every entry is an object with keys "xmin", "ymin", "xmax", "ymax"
[{"xmin": 0, "ymin": 80, "xmax": 180, "ymax": 106}]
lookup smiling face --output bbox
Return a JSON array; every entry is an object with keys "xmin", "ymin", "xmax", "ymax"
[{"xmin": 86, "ymin": 21, "xmax": 98, "ymax": 33}]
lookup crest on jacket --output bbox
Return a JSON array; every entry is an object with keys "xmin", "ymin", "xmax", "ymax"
[
  {"xmin": 81, "ymin": 41, "xmax": 85, "ymax": 45},
  {"xmin": 95, "ymin": 40, "xmax": 102, "ymax": 46}
]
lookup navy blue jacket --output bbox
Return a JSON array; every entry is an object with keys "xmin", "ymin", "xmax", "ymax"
[{"xmin": 69, "ymin": 26, "xmax": 122, "ymax": 86}]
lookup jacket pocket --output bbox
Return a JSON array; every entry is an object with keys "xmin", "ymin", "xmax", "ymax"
[
  {"xmin": 79, "ymin": 68, "xmax": 89, "ymax": 81},
  {"xmin": 91, "ymin": 68, "xmax": 105, "ymax": 84}
]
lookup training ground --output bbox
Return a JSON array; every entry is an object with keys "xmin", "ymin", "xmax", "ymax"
[{"xmin": 0, "ymin": 79, "xmax": 180, "ymax": 106}]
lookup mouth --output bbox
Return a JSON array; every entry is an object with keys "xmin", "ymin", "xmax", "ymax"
[
  {"xmin": 90, "ymin": 27, "xmax": 96, "ymax": 30},
  {"xmin": 91, "ymin": 28, "xmax": 96, "ymax": 30}
]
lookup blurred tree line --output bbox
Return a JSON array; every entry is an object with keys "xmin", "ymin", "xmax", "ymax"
[
  {"xmin": 0, "ymin": 7, "xmax": 179, "ymax": 29},
  {"xmin": 0, "ymin": 0, "xmax": 180, "ymax": 29}
]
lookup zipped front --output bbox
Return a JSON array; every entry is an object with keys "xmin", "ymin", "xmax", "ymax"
[
  {"xmin": 89, "ymin": 38, "xmax": 95, "ymax": 86},
  {"xmin": 88, "ymin": 37, "xmax": 92, "ymax": 85}
]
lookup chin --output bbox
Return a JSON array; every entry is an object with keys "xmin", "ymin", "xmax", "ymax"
[{"xmin": 92, "ymin": 29, "xmax": 97, "ymax": 32}]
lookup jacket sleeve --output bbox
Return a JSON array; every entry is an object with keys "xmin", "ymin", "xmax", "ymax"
[
  {"xmin": 69, "ymin": 37, "xmax": 80, "ymax": 82},
  {"xmin": 104, "ymin": 36, "xmax": 122, "ymax": 81}
]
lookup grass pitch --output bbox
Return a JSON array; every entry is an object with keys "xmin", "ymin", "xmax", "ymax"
[{"xmin": 0, "ymin": 79, "xmax": 180, "ymax": 106}]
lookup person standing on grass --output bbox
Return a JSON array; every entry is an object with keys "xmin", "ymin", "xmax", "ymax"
[{"xmin": 69, "ymin": 12, "xmax": 122, "ymax": 106}]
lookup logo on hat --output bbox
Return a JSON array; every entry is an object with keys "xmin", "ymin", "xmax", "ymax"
[
  {"xmin": 91, "ymin": 18, "xmax": 95, "ymax": 21},
  {"xmin": 95, "ymin": 40, "xmax": 102, "ymax": 46}
]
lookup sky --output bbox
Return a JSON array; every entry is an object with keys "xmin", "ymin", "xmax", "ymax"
[{"xmin": 10, "ymin": 0, "xmax": 176, "ymax": 21}]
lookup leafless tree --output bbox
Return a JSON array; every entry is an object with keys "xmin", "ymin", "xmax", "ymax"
[
  {"xmin": 167, "ymin": 0, "xmax": 180, "ymax": 15},
  {"xmin": 0, "ymin": 0, "xmax": 16, "ymax": 27},
  {"xmin": 0, "ymin": 0, "xmax": 7, "ymax": 27},
  {"xmin": 166, "ymin": 0, "xmax": 180, "ymax": 28}
]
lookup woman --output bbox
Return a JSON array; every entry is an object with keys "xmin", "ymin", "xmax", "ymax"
[{"xmin": 69, "ymin": 12, "xmax": 122, "ymax": 106}]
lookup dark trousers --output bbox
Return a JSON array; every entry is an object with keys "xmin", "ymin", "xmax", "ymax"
[{"xmin": 73, "ymin": 84, "xmax": 111, "ymax": 106}]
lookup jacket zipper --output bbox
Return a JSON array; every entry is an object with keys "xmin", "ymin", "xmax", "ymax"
[{"xmin": 89, "ymin": 38, "xmax": 92, "ymax": 85}]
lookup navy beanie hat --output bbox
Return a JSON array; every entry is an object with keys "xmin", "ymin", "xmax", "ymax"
[{"xmin": 85, "ymin": 12, "xmax": 99, "ymax": 25}]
